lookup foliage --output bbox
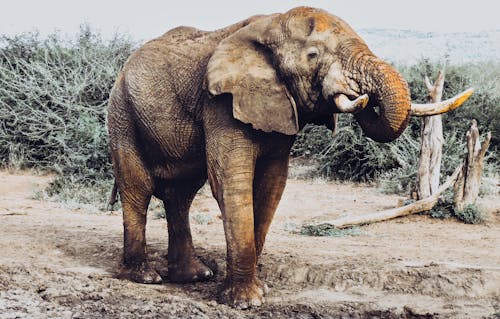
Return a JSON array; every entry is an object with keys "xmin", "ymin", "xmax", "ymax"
[
  {"xmin": 33, "ymin": 175, "xmax": 117, "ymax": 212},
  {"xmin": 291, "ymin": 118, "xmax": 421, "ymax": 182},
  {"xmin": 0, "ymin": 27, "xmax": 134, "ymax": 206},
  {"xmin": 428, "ymin": 204, "xmax": 454, "ymax": 220},
  {"xmin": 454, "ymin": 204, "xmax": 485, "ymax": 224},
  {"xmin": 299, "ymin": 223, "xmax": 361, "ymax": 237},
  {"xmin": 425, "ymin": 190, "xmax": 486, "ymax": 224},
  {"xmin": 427, "ymin": 191, "xmax": 455, "ymax": 219},
  {"xmin": 0, "ymin": 29, "xmax": 497, "ymax": 209}
]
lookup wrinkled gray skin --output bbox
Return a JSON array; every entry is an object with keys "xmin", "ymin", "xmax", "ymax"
[{"xmin": 108, "ymin": 7, "xmax": 411, "ymax": 309}]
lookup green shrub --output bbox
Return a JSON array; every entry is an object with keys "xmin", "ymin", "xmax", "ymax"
[
  {"xmin": 454, "ymin": 203, "xmax": 485, "ymax": 224},
  {"xmin": 33, "ymin": 175, "xmax": 117, "ymax": 212},
  {"xmin": 427, "ymin": 193, "xmax": 455, "ymax": 220},
  {"xmin": 0, "ymin": 26, "xmax": 133, "ymax": 181},
  {"xmin": 424, "ymin": 190, "xmax": 486, "ymax": 224},
  {"xmin": 299, "ymin": 223, "xmax": 361, "ymax": 237},
  {"xmin": 0, "ymin": 29, "xmax": 497, "ymax": 208},
  {"xmin": 291, "ymin": 117, "xmax": 420, "ymax": 182},
  {"xmin": 378, "ymin": 163, "xmax": 417, "ymax": 195},
  {"xmin": 399, "ymin": 60, "xmax": 499, "ymax": 155},
  {"xmin": 0, "ymin": 27, "xmax": 134, "ymax": 208}
]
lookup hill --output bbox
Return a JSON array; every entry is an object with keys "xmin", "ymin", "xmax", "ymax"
[{"xmin": 359, "ymin": 29, "xmax": 500, "ymax": 64}]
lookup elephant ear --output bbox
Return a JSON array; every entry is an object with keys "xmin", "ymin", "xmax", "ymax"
[{"xmin": 206, "ymin": 18, "xmax": 299, "ymax": 135}]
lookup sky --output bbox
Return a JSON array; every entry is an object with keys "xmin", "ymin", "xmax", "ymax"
[{"xmin": 1, "ymin": 0, "xmax": 499, "ymax": 41}]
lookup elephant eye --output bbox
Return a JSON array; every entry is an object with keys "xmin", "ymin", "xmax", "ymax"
[{"xmin": 307, "ymin": 47, "xmax": 319, "ymax": 60}]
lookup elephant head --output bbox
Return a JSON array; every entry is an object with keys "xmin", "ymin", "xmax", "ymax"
[{"xmin": 207, "ymin": 7, "xmax": 472, "ymax": 142}]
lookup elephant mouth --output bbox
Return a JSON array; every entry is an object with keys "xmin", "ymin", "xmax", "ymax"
[{"xmin": 331, "ymin": 93, "xmax": 369, "ymax": 114}]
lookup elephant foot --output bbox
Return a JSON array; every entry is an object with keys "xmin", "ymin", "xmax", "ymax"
[
  {"xmin": 119, "ymin": 262, "xmax": 162, "ymax": 284},
  {"xmin": 218, "ymin": 277, "xmax": 268, "ymax": 309},
  {"xmin": 168, "ymin": 258, "xmax": 213, "ymax": 283}
]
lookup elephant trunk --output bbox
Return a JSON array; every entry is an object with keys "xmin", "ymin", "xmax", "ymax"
[{"xmin": 341, "ymin": 43, "xmax": 411, "ymax": 143}]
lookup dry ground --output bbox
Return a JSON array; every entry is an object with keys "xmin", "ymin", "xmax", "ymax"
[{"xmin": 0, "ymin": 170, "xmax": 499, "ymax": 318}]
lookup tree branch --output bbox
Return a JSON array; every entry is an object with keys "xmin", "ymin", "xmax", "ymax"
[{"xmin": 311, "ymin": 164, "xmax": 463, "ymax": 229}]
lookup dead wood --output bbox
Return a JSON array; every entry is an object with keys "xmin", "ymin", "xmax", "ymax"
[
  {"xmin": 313, "ymin": 164, "xmax": 463, "ymax": 229},
  {"xmin": 453, "ymin": 120, "xmax": 492, "ymax": 211},
  {"xmin": 416, "ymin": 69, "xmax": 445, "ymax": 199}
]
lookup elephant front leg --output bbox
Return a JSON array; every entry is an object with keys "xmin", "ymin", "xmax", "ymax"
[
  {"xmin": 207, "ymin": 148, "xmax": 266, "ymax": 309},
  {"xmin": 253, "ymin": 156, "xmax": 289, "ymax": 258}
]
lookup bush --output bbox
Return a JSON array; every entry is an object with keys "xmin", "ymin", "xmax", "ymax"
[
  {"xmin": 33, "ymin": 175, "xmax": 117, "ymax": 212},
  {"xmin": 0, "ymin": 27, "xmax": 133, "ymax": 178},
  {"xmin": 0, "ymin": 29, "xmax": 497, "ymax": 207},
  {"xmin": 454, "ymin": 204, "xmax": 485, "ymax": 224},
  {"xmin": 424, "ymin": 190, "xmax": 486, "ymax": 224},
  {"xmin": 0, "ymin": 27, "xmax": 134, "ymax": 206},
  {"xmin": 399, "ymin": 60, "xmax": 499, "ymax": 158},
  {"xmin": 427, "ymin": 191, "xmax": 455, "ymax": 219},
  {"xmin": 291, "ymin": 117, "xmax": 420, "ymax": 182},
  {"xmin": 299, "ymin": 224, "xmax": 361, "ymax": 237}
]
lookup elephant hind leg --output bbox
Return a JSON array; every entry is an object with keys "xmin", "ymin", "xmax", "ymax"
[
  {"xmin": 158, "ymin": 179, "xmax": 213, "ymax": 283},
  {"xmin": 113, "ymin": 147, "xmax": 162, "ymax": 284}
]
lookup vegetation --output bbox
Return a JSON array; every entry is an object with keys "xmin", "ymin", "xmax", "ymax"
[
  {"xmin": 454, "ymin": 203, "xmax": 486, "ymax": 224},
  {"xmin": 0, "ymin": 29, "xmax": 497, "ymax": 211},
  {"xmin": 428, "ymin": 199, "xmax": 486, "ymax": 224},
  {"xmin": 0, "ymin": 27, "xmax": 133, "ymax": 205},
  {"xmin": 299, "ymin": 223, "xmax": 361, "ymax": 237}
]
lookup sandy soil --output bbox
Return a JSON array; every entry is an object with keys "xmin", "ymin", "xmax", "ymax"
[{"xmin": 0, "ymin": 170, "xmax": 499, "ymax": 318}]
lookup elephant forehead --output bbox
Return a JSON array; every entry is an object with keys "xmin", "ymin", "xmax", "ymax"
[
  {"xmin": 281, "ymin": 7, "xmax": 346, "ymax": 37},
  {"xmin": 313, "ymin": 13, "xmax": 332, "ymax": 33},
  {"xmin": 285, "ymin": 6, "xmax": 328, "ymax": 19}
]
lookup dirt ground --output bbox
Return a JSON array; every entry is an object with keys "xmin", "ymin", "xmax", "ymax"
[{"xmin": 0, "ymin": 170, "xmax": 498, "ymax": 319}]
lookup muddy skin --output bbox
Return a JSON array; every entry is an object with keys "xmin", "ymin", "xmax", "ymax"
[
  {"xmin": 107, "ymin": 7, "xmax": 412, "ymax": 308},
  {"xmin": 106, "ymin": 7, "xmax": 473, "ymax": 309}
]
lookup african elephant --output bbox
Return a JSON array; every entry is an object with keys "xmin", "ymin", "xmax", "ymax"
[{"xmin": 107, "ymin": 7, "xmax": 472, "ymax": 308}]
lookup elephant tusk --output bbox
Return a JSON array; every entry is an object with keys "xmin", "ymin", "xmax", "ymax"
[
  {"xmin": 411, "ymin": 88, "xmax": 474, "ymax": 116},
  {"xmin": 333, "ymin": 93, "xmax": 369, "ymax": 113}
]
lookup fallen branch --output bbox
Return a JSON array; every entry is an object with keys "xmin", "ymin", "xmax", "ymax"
[{"xmin": 313, "ymin": 164, "xmax": 463, "ymax": 229}]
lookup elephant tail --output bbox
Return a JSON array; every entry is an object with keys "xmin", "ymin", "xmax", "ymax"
[{"xmin": 107, "ymin": 181, "xmax": 119, "ymax": 211}]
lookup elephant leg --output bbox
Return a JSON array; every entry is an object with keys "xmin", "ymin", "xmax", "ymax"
[
  {"xmin": 253, "ymin": 156, "xmax": 289, "ymax": 258},
  {"xmin": 206, "ymin": 141, "xmax": 266, "ymax": 309},
  {"xmin": 113, "ymin": 148, "xmax": 162, "ymax": 284},
  {"xmin": 160, "ymin": 180, "xmax": 213, "ymax": 283}
]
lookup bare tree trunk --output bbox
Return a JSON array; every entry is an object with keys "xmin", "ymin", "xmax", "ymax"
[
  {"xmin": 453, "ymin": 120, "xmax": 491, "ymax": 211},
  {"xmin": 416, "ymin": 70, "xmax": 445, "ymax": 199}
]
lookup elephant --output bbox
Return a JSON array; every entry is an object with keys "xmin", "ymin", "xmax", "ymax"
[{"xmin": 107, "ymin": 7, "xmax": 472, "ymax": 309}]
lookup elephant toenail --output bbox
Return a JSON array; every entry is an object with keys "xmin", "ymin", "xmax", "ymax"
[
  {"xmin": 251, "ymin": 298, "xmax": 263, "ymax": 307},
  {"xmin": 236, "ymin": 301, "xmax": 249, "ymax": 310},
  {"xmin": 262, "ymin": 283, "xmax": 269, "ymax": 294}
]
